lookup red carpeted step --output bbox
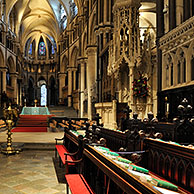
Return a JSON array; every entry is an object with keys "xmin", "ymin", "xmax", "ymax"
[
  {"xmin": 17, "ymin": 124, "xmax": 48, "ymax": 127},
  {"xmin": 19, "ymin": 115, "xmax": 55, "ymax": 120},
  {"xmin": 14, "ymin": 114, "xmax": 55, "ymax": 132},
  {"xmin": 12, "ymin": 127, "xmax": 47, "ymax": 132}
]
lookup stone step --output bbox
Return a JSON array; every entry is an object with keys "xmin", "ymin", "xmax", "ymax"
[{"xmin": 0, "ymin": 142, "xmax": 55, "ymax": 151}]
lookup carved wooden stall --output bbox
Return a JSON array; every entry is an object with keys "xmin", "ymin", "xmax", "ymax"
[
  {"xmin": 143, "ymin": 138, "xmax": 194, "ymax": 193},
  {"xmin": 95, "ymin": 126, "xmax": 143, "ymax": 152},
  {"xmin": 53, "ymin": 118, "xmax": 190, "ymax": 194}
]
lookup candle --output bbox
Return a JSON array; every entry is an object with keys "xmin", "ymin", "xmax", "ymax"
[{"xmin": 167, "ymin": 103, "xmax": 169, "ymax": 112}]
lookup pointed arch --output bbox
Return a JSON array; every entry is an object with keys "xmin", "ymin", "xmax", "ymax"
[
  {"xmin": 82, "ymin": 33, "xmax": 87, "ymax": 57},
  {"xmin": 90, "ymin": 13, "xmax": 97, "ymax": 45},
  {"xmin": 7, "ymin": 56, "xmax": 15, "ymax": 73},
  {"xmin": 61, "ymin": 55, "xmax": 68, "ymax": 73},
  {"xmin": 0, "ymin": 48, "xmax": 5, "ymax": 67},
  {"xmin": 159, "ymin": 153, "xmax": 165, "ymax": 176},
  {"xmin": 185, "ymin": 163, "xmax": 194, "ymax": 190},
  {"xmin": 164, "ymin": 155, "xmax": 171, "ymax": 178},
  {"xmin": 71, "ymin": 46, "xmax": 78, "ymax": 67},
  {"xmin": 177, "ymin": 160, "xmax": 186, "ymax": 186}
]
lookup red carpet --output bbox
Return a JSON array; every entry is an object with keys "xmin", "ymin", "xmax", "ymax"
[
  {"xmin": 12, "ymin": 127, "xmax": 47, "ymax": 132},
  {"xmin": 12, "ymin": 114, "xmax": 55, "ymax": 132}
]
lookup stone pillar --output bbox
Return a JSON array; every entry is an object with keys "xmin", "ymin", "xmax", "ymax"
[
  {"xmin": 78, "ymin": 57, "xmax": 87, "ymax": 118},
  {"xmin": 73, "ymin": 70, "xmax": 76, "ymax": 90},
  {"xmin": 169, "ymin": 0, "xmax": 176, "ymax": 30},
  {"xmin": 86, "ymin": 46, "xmax": 97, "ymax": 120},
  {"xmin": 118, "ymin": 73, "xmax": 122, "ymax": 102},
  {"xmin": 128, "ymin": 66, "xmax": 134, "ymax": 106},
  {"xmin": 176, "ymin": 0, "xmax": 183, "ymax": 25},
  {"xmin": 112, "ymin": 100, "xmax": 118, "ymax": 129},
  {"xmin": 58, "ymin": 73, "xmax": 66, "ymax": 104},
  {"xmin": 10, "ymin": 73, "xmax": 18, "ymax": 103},
  {"xmin": 1, "ymin": 68, "xmax": 7, "ymax": 92},
  {"xmin": 68, "ymin": 69, "xmax": 73, "ymax": 107}
]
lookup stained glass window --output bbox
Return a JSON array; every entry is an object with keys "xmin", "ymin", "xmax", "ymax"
[
  {"xmin": 61, "ymin": 5, "xmax": 66, "ymax": 20},
  {"xmin": 41, "ymin": 84, "xmax": 47, "ymax": 106},
  {"xmin": 28, "ymin": 43, "xmax": 32, "ymax": 55},
  {"xmin": 39, "ymin": 42, "xmax": 46, "ymax": 56},
  {"xmin": 51, "ymin": 45, "xmax": 55, "ymax": 54},
  {"xmin": 70, "ymin": 0, "xmax": 78, "ymax": 18},
  {"xmin": 62, "ymin": 19, "xmax": 67, "ymax": 30}
]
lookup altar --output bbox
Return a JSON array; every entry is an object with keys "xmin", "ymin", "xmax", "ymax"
[{"xmin": 21, "ymin": 107, "xmax": 50, "ymax": 115}]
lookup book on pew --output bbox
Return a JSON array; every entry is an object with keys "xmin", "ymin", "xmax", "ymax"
[
  {"xmin": 117, "ymin": 157, "xmax": 132, "ymax": 164},
  {"xmin": 128, "ymin": 164, "xmax": 149, "ymax": 174},
  {"xmin": 151, "ymin": 178, "xmax": 178, "ymax": 191},
  {"xmin": 153, "ymin": 186, "xmax": 180, "ymax": 194}
]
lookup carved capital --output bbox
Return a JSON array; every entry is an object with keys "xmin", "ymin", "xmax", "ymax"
[
  {"xmin": 113, "ymin": 0, "xmax": 140, "ymax": 12},
  {"xmin": 86, "ymin": 45, "xmax": 97, "ymax": 56},
  {"xmin": 77, "ymin": 56, "xmax": 88, "ymax": 64}
]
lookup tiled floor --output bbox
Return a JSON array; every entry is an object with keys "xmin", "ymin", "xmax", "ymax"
[
  {"xmin": 0, "ymin": 131, "xmax": 64, "ymax": 143},
  {"xmin": 0, "ymin": 150, "xmax": 67, "ymax": 194},
  {"xmin": 0, "ymin": 131, "xmax": 69, "ymax": 194}
]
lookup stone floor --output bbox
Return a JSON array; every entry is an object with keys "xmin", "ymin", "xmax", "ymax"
[
  {"xmin": 0, "ymin": 150, "xmax": 68, "ymax": 194},
  {"xmin": 0, "ymin": 131, "xmax": 64, "ymax": 143},
  {"xmin": 0, "ymin": 132, "xmax": 70, "ymax": 194}
]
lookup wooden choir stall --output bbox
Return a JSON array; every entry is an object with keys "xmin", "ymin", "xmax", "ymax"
[{"xmin": 50, "ymin": 107, "xmax": 194, "ymax": 194}]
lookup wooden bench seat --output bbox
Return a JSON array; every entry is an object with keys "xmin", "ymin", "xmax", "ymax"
[
  {"xmin": 55, "ymin": 135, "xmax": 84, "ymax": 174},
  {"xmin": 65, "ymin": 174, "xmax": 95, "ymax": 194},
  {"xmin": 55, "ymin": 145, "xmax": 75, "ymax": 166}
]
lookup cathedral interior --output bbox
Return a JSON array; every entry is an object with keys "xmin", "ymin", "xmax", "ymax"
[{"xmin": 0, "ymin": 0, "xmax": 194, "ymax": 194}]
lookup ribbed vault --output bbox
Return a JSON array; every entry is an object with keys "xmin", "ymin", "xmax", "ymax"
[{"xmin": 6, "ymin": 0, "xmax": 81, "ymax": 56}]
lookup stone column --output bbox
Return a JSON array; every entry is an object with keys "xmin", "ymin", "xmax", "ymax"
[
  {"xmin": 112, "ymin": 100, "xmax": 118, "ymax": 129},
  {"xmin": 1, "ymin": 68, "xmax": 7, "ymax": 92},
  {"xmin": 10, "ymin": 73, "xmax": 18, "ymax": 103},
  {"xmin": 78, "ymin": 57, "xmax": 87, "ymax": 117},
  {"xmin": 73, "ymin": 70, "xmax": 76, "ymax": 90},
  {"xmin": 128, "ymin": 65, "xmax": 134, "ymax": 106},
  {"xmin": 86, "ymin": 46, "xmax": 97, "ymax": 120},
  {"xmin": 68, "ymin": 69, "xmax": 73, "ymax": 107},
  {"xmin": 169, "ymin": 0, "xmax": 176, "ymax": 30},
  {"xmin": 58, "ymin": 73, "xmax": 66, "ymax": 104},
  {"xmin": 176, "ymin": 0, "xmax": 183, "ymax": 25}
]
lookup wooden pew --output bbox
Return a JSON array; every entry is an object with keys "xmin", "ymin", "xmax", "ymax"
[
  {"xmin": 62, "ymin": 129, "xmax": 188, "ymax": 194},
  {"xmin": 96, "ymin": 126, "xmax": 143, "ymax": 152},
  {"xmin": 83, "ymin": 145, "xmax": 188, "ymax": 194},
  {"xmin": 55, "ymin": 134, "xmax": 84, "ymax": 174},
  {"xmin": 143, "ymin": 138, "xmax": 194, "ymax": 193},
  {"xmin": 65, "ymin": 174, "xmax": 95, "ymax": 194}
]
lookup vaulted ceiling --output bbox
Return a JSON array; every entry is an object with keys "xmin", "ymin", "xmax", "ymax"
[{"xmin": 6, "ymin": 0, "xmax": 82, "ymax": 53}]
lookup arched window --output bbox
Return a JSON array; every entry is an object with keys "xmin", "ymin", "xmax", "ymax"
[
  {"xmin": 39, "ymin": 42, "xmax": 46, "ymax": 56},
  {"xmin": 60, "ymin": 5, "xmax": 66, "ymax": 19},
  {"xmin": 70, "ymin": 0, "xmax": 78, "ymax": 19},
  {"xmin": 51, "ymin": 45, "xmax": 55, "ymax": 55},
  {"xmin": 6, "ymin": 69, "xmax": 11, "ymax": 86},
  {"xmin": 41, "ymin": 84, "xmax": 47, "ymax": 106},
  {"xmin": 28, "ymin": 43, "xmax": 32, "ymax": 55}
]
